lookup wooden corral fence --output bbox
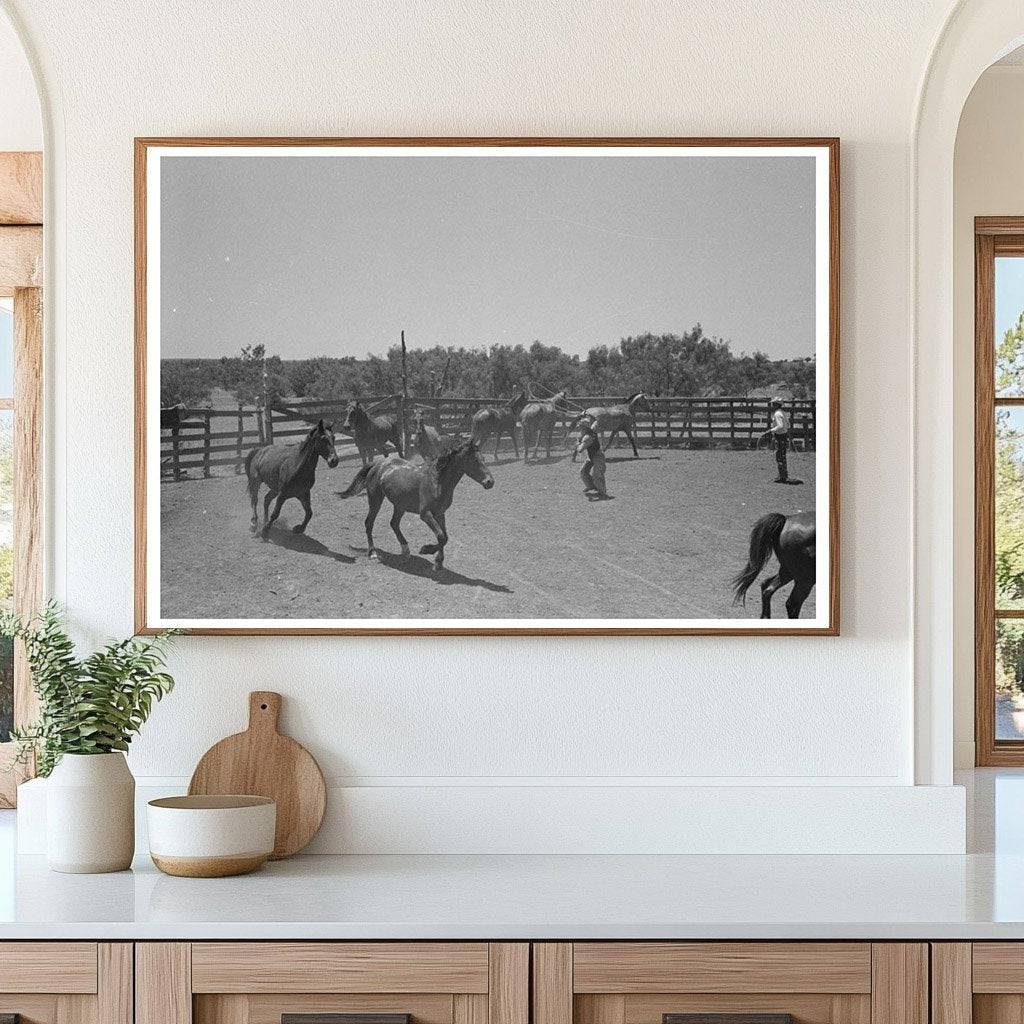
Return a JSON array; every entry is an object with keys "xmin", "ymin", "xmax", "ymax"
[{"xmin": 160, "ymin": 395, "xmax": 816, "ymax": 480}]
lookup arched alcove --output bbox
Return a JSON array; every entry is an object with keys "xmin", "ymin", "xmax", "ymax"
[{"xmin": 914, "ymin": 0, "xmax": 1024, "ymax": 785}]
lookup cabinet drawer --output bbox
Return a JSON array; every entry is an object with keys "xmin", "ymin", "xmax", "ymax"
[
  {"xmin": 0, "ymin": 942, "xmax": 98, "ymax": 993},
  {"xmin": 191, "ymin": 943, "xmax": 490, "ymax": 993},
  {"xmin": 535, "ymin": 943, "xmax": 925, "ymax": 1024},
  {"xmin": 139, "ymin": 942, "xmax": 528, "ymax": 1024}
]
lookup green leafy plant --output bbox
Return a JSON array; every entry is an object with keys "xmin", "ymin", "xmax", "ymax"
[{"xmin": 0, "ymin": 603, "xmax": 178, "ymax": 776}]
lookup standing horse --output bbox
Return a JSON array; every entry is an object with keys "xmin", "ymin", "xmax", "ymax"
[
  {"xmin": 520, "ymin": 390, "xmax": 568, "ymax": 461},
  {"xmin": 245, "ymin": 419, "xmax": 340, "ymax": 538},
  {"xmin": 340, "ymin": 440, "xmax": 494, "ymax": 572},
  {"xmin": 569, "ymin": 392, "xmax": 650, "ymax": 457},
  {"xmin": 731, "ymin": 511, "xmax": 816, "ymax": 618},
  {"xmin": 413, "ymin": 408, "xmax": 447, "ymax": 459},
  {"xmin": 470, "ymin": 389, "xmax": 527, "ymax": 461},
  {"xmin": 342, "ymin": 401, "xmax": 403, "ymax": 465}
]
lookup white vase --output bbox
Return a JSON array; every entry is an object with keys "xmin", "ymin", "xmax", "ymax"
[{"xmin": 46, "ymin": 752, "xmax": 135, "ymax": 873}]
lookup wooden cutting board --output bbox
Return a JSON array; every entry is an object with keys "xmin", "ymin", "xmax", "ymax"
[{"xmin": 188, "ymin": 691, "xmax": 326, "ymax": 859}]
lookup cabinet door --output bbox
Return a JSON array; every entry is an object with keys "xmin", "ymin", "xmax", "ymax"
[
  {"xmin": 0, "ymin": 942, "xmax": 132, "ymax": 1024},
  {"xmin": 534, "ymin": 943, "xmax": 927, "ymax": 1024},
  {"xmin": 935, "ymin": 943, "xmax": 1024, "ymax": 1024},
  {"xmin": 137, "ymin": 943, "xmax": 528, "ymax": 1024}
]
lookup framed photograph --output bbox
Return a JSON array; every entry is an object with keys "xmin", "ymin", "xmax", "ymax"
[{"xmin": 135, "ymin": 137, "xmax": 839, "ymax": 636}]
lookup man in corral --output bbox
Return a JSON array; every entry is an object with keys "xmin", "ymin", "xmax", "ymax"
[
  {"xmin": 575, "ymin": 419, "xmax": 609, "ymax": 499},
  {"xmin": 762, "ymin": 397, "xmax": 791, "ymax": 483}
]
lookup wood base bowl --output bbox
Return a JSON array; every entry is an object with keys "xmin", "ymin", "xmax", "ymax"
[{"xmin": 147, "ymin": 795, "xmax": 276, "ymax": 878}]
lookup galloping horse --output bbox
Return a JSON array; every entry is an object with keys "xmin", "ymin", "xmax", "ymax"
[
  {"xmin": 340, "ymin": 440, "xmax": 494, "ymax": 572},
  {"xmin": 731, "ymin": 511, "xmax": 816, "ymax": 618},
  {"xmin": 520, "ymin": 390, "xmax": 568, "ymax": 461},
  {"xmin": 470, "ymin": 389, "xmax": 527, "ymax": 461},
  {"xmin": 342, "ymin": 401, "xmax": 403, "ymax": 465},
  {"xmin": 570, "ymin": 392, "xmax": 650, "ymax": 457},
  {"xmin": 245, "ymin": 419, "xmax": 340, "ymax": 538},
  {"xmin": 412, "ymin": 408, "xmax": 448, "ymax": 459}
]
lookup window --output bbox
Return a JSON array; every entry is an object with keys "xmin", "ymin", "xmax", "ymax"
[{"xmin": 976, "ymin": 220, "xmax": 1024, "ymax": 764}]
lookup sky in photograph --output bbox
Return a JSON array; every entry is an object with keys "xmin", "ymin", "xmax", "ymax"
[{"xmin": 160, "ymin": 152, "xmax": 817, "ymax": 362}]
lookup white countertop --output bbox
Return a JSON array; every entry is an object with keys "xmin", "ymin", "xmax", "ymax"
[{"xmin": 1, "ymin": 849, "xmax": 1023, "ymax": 940}]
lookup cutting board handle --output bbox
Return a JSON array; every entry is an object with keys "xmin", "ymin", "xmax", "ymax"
[{"xmin": 248, "ymin": 691, "xmax": 282, "ymax": 734}]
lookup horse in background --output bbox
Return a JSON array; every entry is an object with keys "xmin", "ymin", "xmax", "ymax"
[
  {"xmin": 731, "ymin": 511, "xmax": 816, "ymax": 618},
  {"xmin": 245, "ymin": 419, "xmax": 340, "ymax": 538},
  {"xmin": 340, "ymin": 440, "xmax": 494, "ymax": 572},
  {"xmin": 569, "ymin": 392, "xmax": 650, "ymax": 457},
  {"xmin": 470, "ymin": 389, "xmax": 527, "ymax": 461},
  {"xmin": 413, "ymin": 408, "xmax": 448, "ymax": 459},
  {"xmin": 342, "ymin": 401, "xmax": 403, "ymax": 465},
  {"xmin": 520, "ymin": 390, "xmax": 568, "ymax": 461}
]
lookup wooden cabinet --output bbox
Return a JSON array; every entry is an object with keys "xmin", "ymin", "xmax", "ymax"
[
  {"xmin": 533, "ymin": 944, "xmax": 928, "ymax": 1024},
  {"xmin": 136, "ymin": 943, "xmax": 528, "ymax": 1024},
  {"xmin": 931, "ymin": 943, "xmax": 1024, "ymax": 1024},
  {"xmin": 0, "ymin": 942, "xmax": 132, "ymax": 1024}
]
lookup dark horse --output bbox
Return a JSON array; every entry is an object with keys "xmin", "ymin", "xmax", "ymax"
[
  {"xmin": 342, "ymin": 401, "xmax": 403, "ymax": 465},
  {"xmin": 245, "ymin": 420, "xmax": 340, "ymax": 538},
  {"xmin": 470, "ymin": 389, "xmax": 527, "ymax": 461},
  {"xmin": 340, "ymin": 440, "xmax": 494, "ymax": 572},
  {"xmin": 731, "ymin": 511, "xmax": 816, "ymax": 618}
]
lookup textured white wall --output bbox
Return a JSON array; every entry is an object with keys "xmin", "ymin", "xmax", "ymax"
[
  {"xmin": 952, "ymin": 66, "xmax": 1024, "ymax": 767},
  {"xmin": 0, "ymin": 10, "xmax": 40, "ymax": 151},
  {"xmin": 0, "ymin": 0, "xmax": 966, "ymax": 837}
]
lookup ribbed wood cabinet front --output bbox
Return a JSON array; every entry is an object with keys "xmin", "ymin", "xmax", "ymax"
[
  {"xmin": 0, "ymin": 943, "xmax": 132, "ymax": 1024},
  {"xmin": 931, "ymin": 943, "xmax": 1024, "ymax": 1024},
  {"xmin": 533, "ymin": 944, "xmax": 928, "ymax": 1024},
  {"xmin": 135, "ymin": 943, "xmax": 528, "ymax": 1024}
]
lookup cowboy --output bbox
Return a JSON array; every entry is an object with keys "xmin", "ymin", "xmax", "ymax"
[
  {"xmin": 575, "ymin": 420, "xmax": 608, "ymax": 499},
  {"xmin": 763, "ymin": 398, "xmax": 791, "ymax": 483}
]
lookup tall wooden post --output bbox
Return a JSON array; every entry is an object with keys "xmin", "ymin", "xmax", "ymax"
[{"xmin": 400, "ymin": 329, "xmax": 409, "ymax": 453}]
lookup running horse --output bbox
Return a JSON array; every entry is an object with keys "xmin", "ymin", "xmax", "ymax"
[
  {"xmin": 731, "ymin": 511, "xmax": 816, "ymax": 618},
  {"xmin": 342, "ymin": 401, "xmax": 403, "ymax": 465},
  {"xmin": 412, "ymin": 408, "xmax": 448, "ymax": 459},
  {"xmin": 520, "ymin": 390, "xmax": 568, "ymax": 461},
  {"xmin": 340, "ymin": 440, "xmax": 494, "ymax": 572},
  {"xmin": 569, "ymin": 392, "xmax": 650, "ymax": 458},
  {"xmin": 245, "ymin": 419, "xmax": 340, "ymax": 538},
  {"xmin": 470, "ymin": 389, "xmax": 527, "ymax": 461}
]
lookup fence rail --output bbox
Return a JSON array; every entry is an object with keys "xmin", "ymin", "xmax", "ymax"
[{"xmin": 160, "ymin": 395, "xmax": 815, "ymax": 480}]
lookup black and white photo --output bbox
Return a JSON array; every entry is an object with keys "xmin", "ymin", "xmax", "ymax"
[{"xmin": 136, "ymin": 139, "xmax": 838, "ymax": 634}]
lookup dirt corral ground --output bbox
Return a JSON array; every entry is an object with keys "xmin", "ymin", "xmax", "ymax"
[{"xmin": 159, "ymin": 445, "xmax": 817, "ymax": 622}]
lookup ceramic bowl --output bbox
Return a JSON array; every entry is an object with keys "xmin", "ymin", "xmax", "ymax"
[{"xmin": 147, "ymin": 795, "xmax": 276, "ymax": 877}]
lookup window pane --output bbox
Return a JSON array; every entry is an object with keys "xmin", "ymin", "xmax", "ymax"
[
  {"xmin": 0, "ymin": 302, "xmax": 11, "ymax": 398},
  {"xmin": 0, "ymin": 408, "xmax": 11, "ymax": 742},
  {"xmin": 996, "ymin": 257, "xmax": 1024, "ymax": 396},
  {"xmin": 997, "ymin": 406, "xmax": 1024, "ymax": 609},
  {"xmin": 998, "ymin": 620, "xmax": 1024, "ymax": 740}
]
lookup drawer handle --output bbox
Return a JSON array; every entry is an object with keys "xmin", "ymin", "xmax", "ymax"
[
  {"xmin": 664, "ymin": 1016, "xmax": 796, "ymax": 1024},
  {"xmin": 283, "ymin": 1016, "xmax": 411, "ymax": 1024}
]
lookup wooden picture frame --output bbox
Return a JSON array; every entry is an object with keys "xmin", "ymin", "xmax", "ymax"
[{"xmin": 135, "ymin": 137, "xmax": 840, "ymax": 636}]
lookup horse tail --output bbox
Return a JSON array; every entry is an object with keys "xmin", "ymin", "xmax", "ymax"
[
  {"xmin": 339, "ymin": 463, "xmax": 372, "ymax": 498},
  {"xmin": 243, "ymin": 446, "xmax": 261, "ymax": 481},
  {"xmin": 732, "ymin": 512, "xmax": 787, "ymax": 605}
]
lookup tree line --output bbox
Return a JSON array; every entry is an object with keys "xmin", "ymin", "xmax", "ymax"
[{"xmin": 161, "ymin": 326, "xmax": 816, "ymax": 411}]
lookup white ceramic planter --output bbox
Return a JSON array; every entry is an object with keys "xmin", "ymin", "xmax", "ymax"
[{"xmin": 46, "ymin": 752, "xmax": 135, "ymax": 873}]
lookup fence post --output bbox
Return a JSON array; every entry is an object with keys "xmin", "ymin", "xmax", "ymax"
[
  {"xmin": 202, "ymin": 411, "xmax": 212, "ymax": 478},
  {"xmin": 171, "ymin": 425, "xmax": 181, "ymax": 481},
  {"xmin": 264, "ymin": 403, "xmax": 274, "ymax": 444},
  {"xmin": 235, "ymin": 409, "xmax": 244, "ymax": 473}
]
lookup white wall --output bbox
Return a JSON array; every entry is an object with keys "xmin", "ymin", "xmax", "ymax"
[
  {"xmin": 952, "ymin": 65, "xmax": 1024, "ymax": 768},
  {"xmin": 2, "ymin": 0, "xmax": 972, "ymax": 851},
  {"xmin": 0, "ymin": 9, "xmax": 40, "ymax": 151}
]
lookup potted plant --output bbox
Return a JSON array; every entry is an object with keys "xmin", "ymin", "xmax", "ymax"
[{"xmin": 2, "ymin": 603, "xmax": 177, "ymax": 873}]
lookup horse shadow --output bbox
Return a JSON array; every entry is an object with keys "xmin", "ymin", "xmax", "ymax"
[
  {"xmin": 261, "ymin": 525, "xmax": 356, "ymax": 563},
  {"xmin": 488, "ymin": 456, "xmax": 520, "ymax": 467},
  {"xmin": 524, "ymin": 455, "xmax": 566, "ymax": 465},
  {"xmin": 369, "ymin": 549, "xmax": 513, "ymax": 593},
  {"xmin": 604, "ymin": 455, "xmax": 662, "ymax": 463}
]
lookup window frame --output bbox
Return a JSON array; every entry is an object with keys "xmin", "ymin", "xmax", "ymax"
[{"xmin": 975, "ymin": 217, "xmax": 1024, "ymax": 765}]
